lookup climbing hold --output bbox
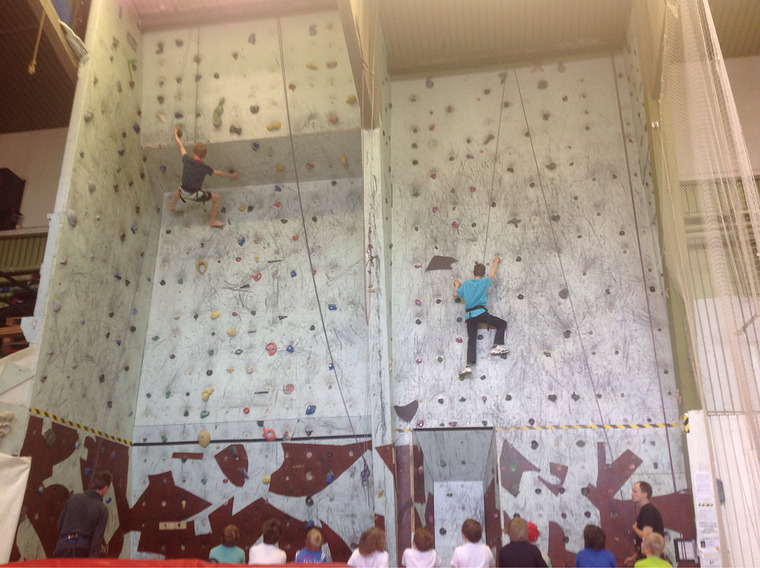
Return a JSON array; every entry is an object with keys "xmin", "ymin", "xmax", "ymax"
[
  {"xmin": 83, "ymin": 111, "xmax": 94, "ymax": 123},
  {"xmin": 262, "ymin": 475, "xmax": 271, "ymax": 485},
  {"xmin": 198, "ymin": 431, "xmax": 211, "ymax": 447},
  {"xmin": 326, "ymin": 61, "xmax": 337, "ymax": 68},
  {"xmin": 253, "ymin": 273, "xmax": 262, "ymax": 281},
  {"xmin": 130, "ymin": 224, "xmax": 137, "ymax": 234},
  {"xmin": 263, "ymin": 428, "xmax": 276, "ymax": 441},
  {"xmin": 290, "ymin": 270, "xmax": 297, "ymax": 278},
  {"xmin": 328, "ymin": 363, "xmax": 334, "ymax": 370},
  {"xmin": 306, "ymin": 63, "xmax": 318, "ymax": 70},
  {"xmin": 326, "ymin": 472, "xmax": 334, "ymax": 483},
  {"xmin": 306, "ymin": 405, "xmax": 316, "ymax": 415},
  {"xmin": 283, "ymin": 384, "xmax": 294, "ymax": 394},
  {"xmin": 309, "ymin": 24, "xmax": 317, "ymax": 35},
  {"xmin": 195, "ymin": 259, "xmax": 208, "ymax": 274},
  {"xmin": 67, "ymin": 210, "xmax": 77, "ymax": 227},
  {"xmin": 202, "ymin": 387, "xmax": 214, "ymax": 402},
  {"xmin": 451, "ymin": 221, "xmax": 459, "ymax": 228},
  {"xmin": 230, "ymin": 125, "xmax": 242, "ymax": 135},
  {"xmin": 246, "ymin": 366, "xmax": 253, "ymax": 374},
  {"xmin": 267, "ymin": 122, "xmax": 281, "ymax": 131},
  {"xmin": 327, "ymin": 113, "xmax": 338, "ymax": 124},
  {"xmin": 238, "ymin": 236, "xmax": 245, "ymax": 246},
  {"xmin": 213, "ymin": 98, "xmax": 225, "ymax": 128},
  {"xmin": 210, "ymin": 311, "xmax": 221, "ymax": 320},
  {"xmin": 417, "ymin": 420, "xmax": 424, "ymax": 428},
  {"xmin": 286, "ymin": 344, "xmax": 294, "ymax": 353},
  {"xmin": 227, "ymin": 329, "xmax": 237, "ymax": 337},
  {"xmin": 282, "ymin": 430, "xmax": 292, "ymax": 441},
  {"xmin": 292, "ymin": 235, "xmax": 299, "ymax": 241},
  {"xmin": 470, "ymin": 186, "xmax": 477, "ymax": 192},
  {"xmin": 133, "ymin": 123, "xmax": 140, "ymax": 134},
  {"xmin": 266, "ymin": 343, "xmax": 277, "ymax": 356},
  {"xmin": 328, "ymin": 304, "xmax": 337, "ymax": 311},
  {"xmin": 305, "ymin": 163, "xmax": 314, "ymax": 170},
  {"xmin": 415, "ymin": 358, "xmax": 422, "ymax": 364},
  {"xmin": 200, "ymin": 410, "xmax": 210, "ymax": 418},
  {"xmin": 415, "ymin": 299, "xmax": 422, "ymax": 306},
  {"xmin": 52, "ymin": 300, "xmax": 61, "ymax": 312},
  {"xmin": 346, "ymin": 95, "xmax": 357, "ymax": 104},
  {"xmin": 341, "ymin": 154, "xmax": 348, "ymax": 169},
  {"xmin": 482, "ymin": 396, "xmax": 487, "ymax": 403},
  {"xmin": 426, "ymin": 77, "xmax": 434, "ymax": 88},
  {"xmin": 248, "ymin": 33, "xmax": 256, "ymax": 45},
  {"xmin": 289, "ymin": 83, "xmax": 296, "ymax": 91},
  {"xmin": 277, "ymin": 164, "xmax": 285, "ymax": 172},
  {"xmin": 250, "ymin": 105, "xmax": 260, "ymax": 114}
]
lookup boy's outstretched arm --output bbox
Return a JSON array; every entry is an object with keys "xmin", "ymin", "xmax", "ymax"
[
  {"xmin": 213, "ymin": 169, "xmax": 240, "ymax": 179},
  {"xmin": 174, "ymin": 126, "xmax": 187, "ymax": 156},
  {"xmin": 489, "ymin": 256, "xmax": 500, "ymax": 279}
]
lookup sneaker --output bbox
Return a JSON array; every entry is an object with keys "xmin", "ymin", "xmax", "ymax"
[
  {"xmin": 490, "ymin": 345, "xmax": 509, "ymax": 355},
  {"xmin": 459, "ymin": 366, "xmax": 472, "ymax": 377}
]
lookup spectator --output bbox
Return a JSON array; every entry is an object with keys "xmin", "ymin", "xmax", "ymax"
[
  {"xmin": 210, "ymin": 524, "xmax": 245, "ymax": 564},
  {"xmin": 497, "ymin": 517, "xmax": 546, "ymax": 567},
  {"xmin": 574, "ymin": 525, "xmax": 616, "ymax": 567},
  {"xmin": 249, "ymin": 519, "xmax": 286, "ymax": 565},
  {"xmin": 295, "ymin": 527, "xmax": 328, "ymax": 563},
  {"xmin": 402, "ymin": 527, "xmax": 441, "ymax": 568},
  {"xmin": 634, "ymin": 533, "xmax": 671, "ymax": 567},
  {"xmin": 451, "ymin": 519, "xmax": 494, "ymax": 568},
  {"xmin": 347, "ymin": 527, "xmax": 389, "ymax": 568}
]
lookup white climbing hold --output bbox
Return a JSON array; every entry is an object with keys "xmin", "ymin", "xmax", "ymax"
[
  {"xmin": 88, "ymin": 181, "xmax": 96, "ymax": 192},
  {"xmin": 52, "ymin": 300, "xmax": 61, "ymax": 312},
  {"xmin": 67, "ymin": 210, "xmax": 77, "ymax": 227}
]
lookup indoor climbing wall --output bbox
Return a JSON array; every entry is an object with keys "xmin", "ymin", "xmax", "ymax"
[
  {"xmin": 14, "ymin": 0, "xmax": 156, "ymax": 560},
  {"xmin": 140, "ymin": 12, "xmax": 361, "ymax": 193},
  {"xmin": 389, "ymin": 53, "xmax": 693, "ymax": 564}
]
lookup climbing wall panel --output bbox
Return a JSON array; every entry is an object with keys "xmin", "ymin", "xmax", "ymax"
[
  {"xmin": 141, "ymin": 12, "xmax": 359, "ymax": 149},
  {"xmin": 389, "ymin": 54, "xmax": 688, "ymax": 564},
  {"xmin": 128, "ymin": 439, "xmax": 375, "ymax": 560},
  {"xmin": 136, "ymin": 179, "xmax": 366, "ymax": 443},
  {"xmin": 31, "ymin": 0, "xmax": 158, "ymax": 442}
]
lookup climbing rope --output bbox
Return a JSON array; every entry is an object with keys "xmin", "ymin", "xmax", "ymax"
[{"xmin": 275, "ymin": 18, "xmax": 370, "ymax": 473}]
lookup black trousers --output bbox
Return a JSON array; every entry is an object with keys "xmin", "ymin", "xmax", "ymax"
[{"xmin": 466, "ymin": 311, "xmax": 507, "ymax": 364}]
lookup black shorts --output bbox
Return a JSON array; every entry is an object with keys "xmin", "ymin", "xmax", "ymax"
[{"xmin": 179, "ymin": 186, "xmax": 212, "ymax": 203}]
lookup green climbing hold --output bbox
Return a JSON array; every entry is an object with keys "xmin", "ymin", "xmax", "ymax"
[
  {"xmin": 213, "ymin": 98, "xmax": 225, "ymax": 128},
  {"xmin": 510, "ymin": 462, "xmax": 517, "ymax": 472},
  {"xmin": 165, "ymin": 391, "xmax": 171, "ymax": 399},
  {"xmin": 178, "ymin": 278, "xmax": 184, "ymax": 285},
  {"xmin": 437, "ymin": 356, "xmax": 443, "ymax": 362},
  {"xmin": 152, "ymin": 335, "xmax": 159, "ymax": 341},
  {"xmin": 208, "ymin": 349, "xmax": 214, "ymax": 356},
  {"xmin": 161, "ymin": 434, "xmax": 168, "ymax": 443},
  {"xmin": 200, "ymin": 410, "xmax": 210, "ymax": 418},
  {"xmin": 411, "ymin": 143, "xmax": 417, "ymax": 148},
  {"xmin": 201, "ymin": 477, "xmax": 207, "ymax": 485},
  {"xmin": 459, "ymin": 397, "xmax": 467, "ymax": 402}
]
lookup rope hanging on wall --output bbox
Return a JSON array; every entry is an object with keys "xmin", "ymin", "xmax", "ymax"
[{"xmin": 28, "ymin": 11, "xmax": 47, "ymax": 75}]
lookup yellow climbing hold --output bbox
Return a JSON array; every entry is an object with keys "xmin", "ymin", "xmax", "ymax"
[
  {"xmin": 346, "ymin": 95, "xmax": 357, "ymax": 104},
  {"xmin": 174, "ymin": 315, "xmax": 181, "ymax": 320},
  {"xmin": 267, "ymin": 121, "xmax": 281, "ymax": 131},
  {"xmin": 201, "ymin": 387, "xmax": 214, "ymax": 402},
  {"xmin": 277, "ymin": 164, "xmax": 285, "ymax": 172},
  {"xmin": 198, "ymin": 430, "xmax": 211, "ymax": 447},
  {"xmin": 341, "ymin": 154, "xmax": 348, "ymax": 169},
  {"xmin": 226, "ymin": 367, "xmax": 234, "ymax": 373},
  {"xmin": 262, "ymin": 475, "xmax": 271, "ymax": 484},
  {"xmin": 239, "ymin": 205, "xmax": 246, "ymax": 211},
  {"xmin": 306, "ymin": 63, "xmax": 318, "ymax": 70},
  {"xmin": 196, "ymin": 259, "xmax": 208, "ymax": 274},
  {"xmin": 227, "ymin": 329, "xmax": 238, "ymax": 337},
  {"xmin": 210, "ymin": 311, "xmax": 221, "ymax": 320}
]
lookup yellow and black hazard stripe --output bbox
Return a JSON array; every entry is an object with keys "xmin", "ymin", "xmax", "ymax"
[
  {"xmin": 30, "ymin": 407, "xmax": 132, "ymax": 446},
  {"xmin": 398, "ymin": 421, "xmax": 681, "ymax": 433}
]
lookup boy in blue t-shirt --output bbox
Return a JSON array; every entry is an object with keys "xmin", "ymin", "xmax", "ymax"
[{"xmin": 454, "ymin": 256, "xmax": 508, "ymax": 377}]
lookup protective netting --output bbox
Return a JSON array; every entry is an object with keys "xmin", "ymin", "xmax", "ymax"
[{"xmin": 656, "ymin": 0, "xmax": 760, "ymax": 562}]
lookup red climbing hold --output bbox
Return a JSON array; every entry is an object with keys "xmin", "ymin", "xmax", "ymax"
[
  {"xmin": 274, "ymin": 202, "xmax": 281, "ymax": 208},
  {"xmin": 253, "ymin": 273, "xmax": 262, "ymax": 281},
  {"xmin": 243, "ymin": 407, "xmax": 250, "ymax": 414},
  {"xmin": 266, "ymin": 342, "xmax": 277, "ymax": 356},
  {"xmin": 305, "ymin": 163, "xmax": 314, "ymax": 170}
]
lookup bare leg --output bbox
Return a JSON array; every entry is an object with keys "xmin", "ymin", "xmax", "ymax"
[
  {"xmin": 209, "ymin": 193, "xmax": 225, "ymax": 227},
  {"xmin": 168, "ymin": 188, "xmax": 181, "ymax": 211}
]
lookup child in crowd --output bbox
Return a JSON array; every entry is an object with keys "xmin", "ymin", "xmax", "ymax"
[
  {"xmin": 634, "ymin": 533, "xmax": 671, "ymax": 568},
  {"xmin": 295, "ymin": 527, "xmax": 327, "ymax": 563},
  {"xmin": 401, "ymin": 527, "xmax": 441, "ymax": 568},
  {"xmin": 574, "ymin": 525, "xmax": 616, "ymax": 567},
  {"xmin": 209, "ymin": 524, "xmax": 246, "ymax": 564},
  {"xmin": 347, "ymin": 527, "xmax": 389, "ymax": 568},
  {"xmin": 527, "ymin": 522, "xmax": 552, "ymax": 567},
  {"xmin": 168, "ymin": 125, "xmax": 239, "ymax": 227},
  {"xmin": 453, "ymin": 257, "xmax": 509, "ymax": 377},
  {"xmin": 451, "ymin": 519, "xmax": 494, "ymax": 568},
  {"xmin": 498, "ymin": 517, "xmax": 547, "ymax": 567},
  {"xmin": 248, "ymin": 518, "xmax": 286, "ymax": 565}
]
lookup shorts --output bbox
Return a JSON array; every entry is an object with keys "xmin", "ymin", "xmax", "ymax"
[{"xmin": 179, "ymin": 186, "xmax": 212, "ymax": 203}]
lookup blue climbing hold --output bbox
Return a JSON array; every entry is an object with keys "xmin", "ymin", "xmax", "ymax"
[
  {"xmin": 132, "ymin": 307, "xmax": 138, "ymax": 314},
  {"xmin": 290, "ymin": 270, "xmax": 297, "ymax": 277},
  {"xmin": 114, "ymin": 273, "xmax": 122, "ymax": 280},
  {"xmin": 130, "ymin": 224, "xmax": 137, "ymax": 234},
  {"xmin": 238, "ymin": 237, "xmax": 245, "ymax": 246},
  {"xmin": 306, "ymin": 404, "xmax": 316, "ymax": 415},
  {"xmin": 305, "ymin": 519, "xmax": 315, "ymax": 529},
  {"xmin": 274, "ymin": 185, "xmax": 282, "ymax": 192},
  {"xmin": 326, "ymin": 472, "xmax": 334, "ymax": 483},
  {"xmin": 115, "ymin": 339, "xmax": 121, "ymax": 345},
  {"xmin": 328, "ymin": 363, "xmax": 334, "ymax": 370},
  {"xmin": 286, "ymin": 344, "xmax": 294, "ymax": 353},
  {"xmin": 85, "ymin": 468, "xmax": 91, "ymax": 475},
  {"xmin": 252, "ymin": 142, "xmax": 260, "ymax": 151},
  {"xmin": 328, "ymin": 304, "xmax": 337, "ymax": 310},
  {"xmin": 106, "ymin": 497, "xmax": 112, "ymax": 503}
]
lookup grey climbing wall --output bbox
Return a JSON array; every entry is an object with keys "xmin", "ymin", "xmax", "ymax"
[
  {"xmin": 31, "ymin": 0, "xmax": 157, "ymax": 444},
  {"xmin": 389, "ymin": 54, "xmax": 685, "ymax": 561}
]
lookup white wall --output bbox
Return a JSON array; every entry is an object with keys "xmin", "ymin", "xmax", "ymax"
[
  {"xmin": 725, "ymin": 55, "xmax": 760, "ymax": 175},
  {"xmin": 0, "ymin": 128, "xmax": 67, "ymax": 230}
]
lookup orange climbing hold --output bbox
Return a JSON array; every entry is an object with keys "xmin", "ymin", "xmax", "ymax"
[
  {"xmin": 263, "ymin": 427, "xmax": 276, "ymax": 441},
  {"xmin": 266, "ymin": 342, "xmax": 277, "ymax": 356}
]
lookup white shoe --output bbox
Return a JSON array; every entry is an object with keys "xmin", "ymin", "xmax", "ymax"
[
  {"xmin": 490, "ymin": 345, "xmax": 509, "ymax": 355},
  {"xmin": 459, "ymin": 366, "xmax": 472, "ymax": 377}
]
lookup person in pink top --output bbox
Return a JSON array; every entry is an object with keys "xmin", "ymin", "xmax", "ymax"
[
  {"xmin": 451, "ymin": 519, "xmax": 494, "ymax": 568},
  {"xmin": 402, "ymin": 527, "xmax": 441, "ymax": 568},
  {"xmin": 347, "ymin": 527, "xmax": 389, "ymax": 568}
]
